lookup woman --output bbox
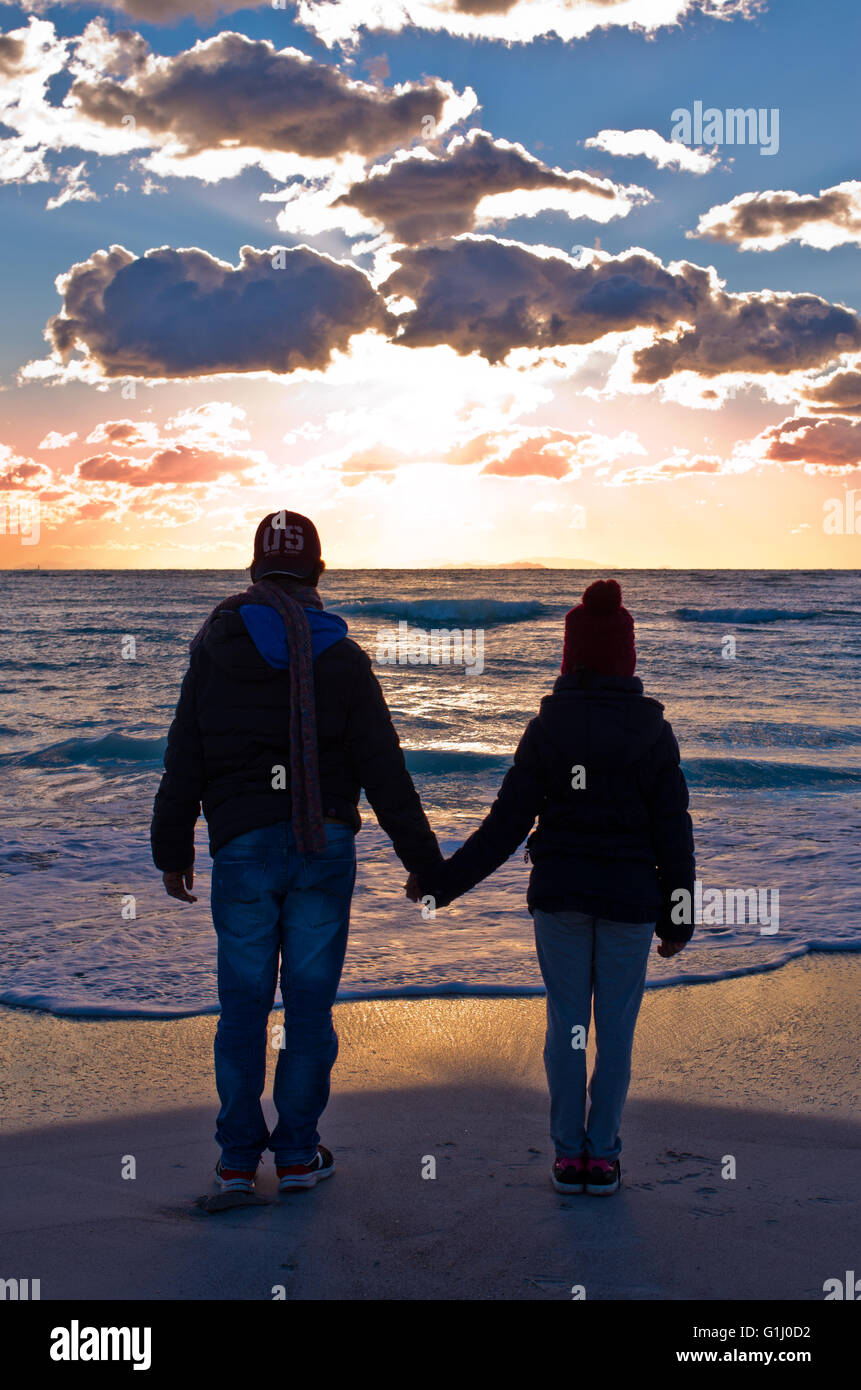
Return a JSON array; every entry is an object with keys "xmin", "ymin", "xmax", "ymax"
[{"xmin": 407, "ymin": 579, "xmax": 695, "ymax": 1196}]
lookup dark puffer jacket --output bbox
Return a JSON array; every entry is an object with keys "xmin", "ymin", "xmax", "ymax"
[
  {"xmin": 420, "ymin": 671, "xmax": 695, "ymax": 941},
  {"xmin": 150, "ymin": 603, "xmax": 443, "ymax": 877}
]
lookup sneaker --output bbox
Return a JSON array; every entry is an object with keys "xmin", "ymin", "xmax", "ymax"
[
  {"xmin": 585, "ymin": 1157, "xmax": 621, "ymax": 1196},
  {"xmin": 551, "ymin": 1155, "xmax": 587, "ymax": 1194},
  {"xmin": 215, "ymin": 1158, "xmax": 257, "ymax": 1194},
  {"xmin": 276, "ymin": 1144, "xmax": 335, "ymax": 1192}
]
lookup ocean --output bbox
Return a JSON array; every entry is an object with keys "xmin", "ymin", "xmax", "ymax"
[{"xmin": 1, "ymin": 568, "xmax": 859, "ymax": 1017}]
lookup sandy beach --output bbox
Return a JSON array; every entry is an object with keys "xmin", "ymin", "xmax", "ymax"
[{"xmin": 0, "ymin": 953, "xmax": 857, "ymax": 1301}]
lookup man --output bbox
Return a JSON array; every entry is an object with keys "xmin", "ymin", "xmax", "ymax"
[{"xmin": 151, "ymin": 510, "xmax": 442, "ymax": 1194}]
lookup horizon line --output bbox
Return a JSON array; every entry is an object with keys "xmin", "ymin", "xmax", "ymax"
[{"xmin": 2, "ymin": 565, "xmax": 860, "ymax": 574}]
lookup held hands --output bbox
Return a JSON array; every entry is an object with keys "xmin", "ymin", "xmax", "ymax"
[
  {"xmin": 163, "ymin": 863, "xmax": 197, "ymax": 903},
  {"xmin": 405, "ymin": 872, "xmax": 440, "ymax": 919}
]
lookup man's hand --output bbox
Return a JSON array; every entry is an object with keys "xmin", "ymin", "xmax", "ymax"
[
  {"xmin": 405, "ymin": 872, "xmax": 420, "ymax": 902},
  {"xmin": 162, "ymin": 865, "xmax": 197, "ymax": 903},
  {"xmin": 657, "ymin": 937, "xmax": 686, "ymax": 958}
]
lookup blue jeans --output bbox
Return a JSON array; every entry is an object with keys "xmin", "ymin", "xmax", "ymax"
[
  {"xmin": 532, "ymin": 908, "xmax": 655, "ymax": 1161},
  {"xmin": 211, "ymin": 820, "xmax": 356, "ymax": 1169}
]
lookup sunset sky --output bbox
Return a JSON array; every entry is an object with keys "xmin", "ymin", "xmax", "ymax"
[{"xmin": 1, "ymin": 0, "xmax": 860, "ymax": 568}]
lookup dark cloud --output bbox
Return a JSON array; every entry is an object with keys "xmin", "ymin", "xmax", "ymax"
[
  {"xmin": 384, "ymin": 239, "xmax": 709, "ymax": 362},
  {"xmin": 760, "ymin": 416, "xmax": 861, "ymax": 471},
  {"xmin": 48, "ymin": 243, "xmax": 392, "ymax": 379},
  {"xmin": 452, "ymin": 0, "xmax": 520, "ymax": 12},
  {"xmin": 632, "ymin": 292, "xmax": 861, "ymax": 382},
  {"xmin": 693, "ymin": 182, "xmax": 861, "ymax": 250},
  {"xmin": 71, "ymin": 30, "xmax": 456, "ymax": 159},
  {"xmin": 802, "ymin": 367, "xmax": 861, "ymax": 416},
  {"xmin": 50, "ymin": 233, "xmax": 857, "ymax": 389},
  {"xmin": 384, "ymin": 238, "xmax": 861, "ymax": 378},
  {"xmin": 0, "ymin": 33, "xmax": 26, "ymax": 76},
  {"xmin": 333, "ymin": 129, "xmax": 634, "ymax": 244},
  {"xmin": 92, "ymin": 0, "xmax": 253, "ymax": 18}
]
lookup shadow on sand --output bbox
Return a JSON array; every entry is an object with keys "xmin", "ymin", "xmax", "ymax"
[{"xmin": 1, "ymin": 1079, "xmax": 857, "ymax": 1300}]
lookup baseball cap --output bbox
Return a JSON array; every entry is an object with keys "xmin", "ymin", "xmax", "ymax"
[{"xmin": 250, "ymin": 510, "xmax": 322, "ymax": 582}]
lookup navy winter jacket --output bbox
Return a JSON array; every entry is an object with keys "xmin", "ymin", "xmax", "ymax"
[
  {"xmin": 150, "ymin": 603, "xmax": 443, "ymax": 877},
  {"xmin": 420, "ymin": 671, "xmax": 696, "ymax": 942}
]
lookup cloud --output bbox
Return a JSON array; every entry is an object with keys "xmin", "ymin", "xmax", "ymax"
[
  {"xmin": 585, "ymin": 127, "xmax": 720, "ymax": 174},
  {"xmin": 0, "ymin": 31, "xmax": 28, "ymax": 76},
  {"xmin": 74, "ymin": 444, "xmax": 263, "ymax": 485},
  {"xmin": 45, "ymin": 161, "xmax": 98, "ymax": 210},
  {"xmin": 691, "ymin": 182, "xmax": 861, "ymax": 251},
  {"xmin": 384, "ymin": 239, "xmax": 711, "ymax": 362},
  {"xmin": 330, "ymin": 129, "xmax": 649, "ymax": 244},
  {"xmin": 607, "ymin": 450, "xmax": 724, "ymax": 485},
  {"xmin": 39, "ymin": 234, "xmax": 861, "ymax": 391},
  {"xmin": 85, "ymin": 419, "xmax": 162, "ymax": 447},
  {"xmin": 2, "ymin": 404, "xmax": 269, "ymax": 544},
  {"xmin": 0, "ymin": 18, "xmax": 73, "ymax": 189},
  {"xmin": 450, "ymin": 426, "xmax": 644, "ymax": 478},
  {"xmin": 26, "ymin": 405, "xmax": 268, "ymax": 523},
  {"xmin": 757, "ymin": 415, "xmax": 861, "ymax": 473},
  {"xmin": 0, "ymin": 19, "xmax": 475, "ymax": 196},
  {"xmin": 38, "ymin": 430, "xmax": 78, "ymax": 449},
  {"xmin": 337, "ymin": 444, "xmax": 409, "ymax": 482},
  {"xmin": 479, "ymin": 433, "xmax": 578, "ymax": 478},
  {"xmin": 293, "ymin": 0, "xmax": 761, "ymax": 47},
  {"xmin": 632, "ymin": 289, "xmax": 861, "ymax": 382},
  {"xmin": 0, "ymin": 443, "xmax": 54, "ymax": 491},
  {"xmin": 82, "ymin": 404, "xmax": 252, "ymax": 453},
  {"xmin": 165, "ymin": 401, "xmax": 252, "ymax": 445},
  {"xmin": 68, "ymin": 27, "xmax": 471, "ymax": 163},
  {"xmin": 64, "ymin": 493, "xmax": 207, "ymax": 528},
  {"xmin": 0, "ymin": 18, "xmax": 184, "ymax": 200},
  {"xmin": 802, "ymin": 363, "xmax": 861, "ymax": 416},
  {"xmin": 53, "ymin": 0, "xmax": 262, "ymax": 18},
  {"xmin": 332, "ymin": 425, "xmax": 643, "ymax": 481},
  {"xmin": 42, "ymin": 243, "xmax": 392, "ymax": 380},
  {"xmin": 384, "ymin": 236, "xmax": 861, "ymax": 380}
]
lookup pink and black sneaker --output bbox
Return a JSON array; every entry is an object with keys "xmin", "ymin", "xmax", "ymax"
[
  {"xmin": 277, "ymin": 1144, "xmax": 335, "ymax": 1192},
  {"xmin": 585, "ymin": 1157, "xmax": 621, "ymax": 1196},
  {"xmin": 551, "ymin": 1155, "xmax": 587, "ymax": 1194}
]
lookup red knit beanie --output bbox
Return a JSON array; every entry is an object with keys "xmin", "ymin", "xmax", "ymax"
[{"xmin": 561, "ymin": 579, "xmax": 636, "ymax": 677}]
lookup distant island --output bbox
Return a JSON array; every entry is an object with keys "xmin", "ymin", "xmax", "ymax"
[{"xmin": 439, "ymin": 558, "xmax": 598, "ymax": 570}]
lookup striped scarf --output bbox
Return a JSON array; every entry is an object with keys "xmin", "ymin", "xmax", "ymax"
[{"xmin": 190, "ymin": 578, "xmax": 326, "ymax": 855}]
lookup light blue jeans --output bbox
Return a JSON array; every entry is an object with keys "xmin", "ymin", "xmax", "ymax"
[
  {"xmin": 211, "ymin": 820, "xmax": 356, "ymax": 1170},
  {"xmin": 532, "ymin": 908, "xmax": 655, "ymax": 1161}
]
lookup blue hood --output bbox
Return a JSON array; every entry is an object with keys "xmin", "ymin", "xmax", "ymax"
[{"xmin": 239, "ymin": 604, "xmax": 348, "ymax": 669}]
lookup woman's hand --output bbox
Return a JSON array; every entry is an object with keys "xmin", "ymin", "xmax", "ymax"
[{"xmin": 404, "ymin": 872, "xmax": 420, "ymax": 902}]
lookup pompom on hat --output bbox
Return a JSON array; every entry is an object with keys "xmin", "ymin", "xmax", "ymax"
[{"xmin": 561, "ymin": 579, "xmax": 636, "ymax": 678}]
